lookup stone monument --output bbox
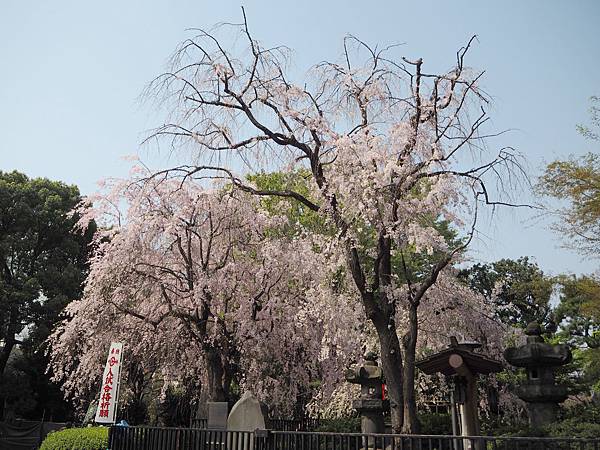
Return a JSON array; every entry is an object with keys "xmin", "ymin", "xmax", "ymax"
[
  {"xmin": 345, "ymin": 352, "xmax": 389, "ymax": 448},
  {"xmin": 504, "ymin": 321, "xmax": 572, "ymax": 428},
  {"xmin": 207, "ymin": 402, "xmax": 228, "ymax": 430},
  {"xmin": 227, "ymin": 391, "xmax": 267, "ymax": 431},
  {"xmin": 227, "ymin": 391, "xmax": 267, "ymax": 450}
]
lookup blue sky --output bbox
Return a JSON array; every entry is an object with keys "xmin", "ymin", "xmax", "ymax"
[{"xmin": 1, "ymin": 0, "xmax": 598, "ymax": 275}]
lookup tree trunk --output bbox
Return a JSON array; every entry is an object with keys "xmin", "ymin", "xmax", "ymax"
[
  {"xmin": 371, "ymin": 314, "xmax": 405, "ymax": 433},
  {"xmin": 0, "ymin": 337, "xmax": 15, "ymax": 378},
  {"xmin": 0, "ymin": 336, "xmax": 16, "ymax": 421},
  {"xmin": 401, "ymin": 302, "xmax": 420, "ymax": 434},
  {"xmin": 205, "ymin": 347, "xmax": 228, "ymax": 402}
]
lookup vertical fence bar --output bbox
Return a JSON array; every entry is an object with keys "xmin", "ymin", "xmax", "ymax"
[
  {"xmin": 143, "ymin": 427, "xmax": 149, "ymax": 450},
  {"xmin": 160, "ymin": 427, "xmax": 166, "ymax": 450},
  {"xmin": 201, "ymin": 430, "xmax": 207, "ymax": 450},
  {"xmin": 136, "ymin": 427, "xmax": 141, "ymax": 450},
  {"xmin": 157, "ymin": 427, "xmax": 163, "ymax": 450},
  {"xmin": 132, "ymin": 427, "xmax": 137, "ymax": 450},
  {"xmin": 165, "ymin": 428, "xmax": 171, "ymax": 450},
  {"xmin": 128, "ymin": 427, "xmax": 133, "ymax": 450},
  {"xmin": 189, "ymin": 428, "xmax": 195, "ymax": 450}
]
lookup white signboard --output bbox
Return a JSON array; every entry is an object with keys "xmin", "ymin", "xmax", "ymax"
[{"xmin": 94, "ymin": 342, "xmax": 124, "ymax": 424}]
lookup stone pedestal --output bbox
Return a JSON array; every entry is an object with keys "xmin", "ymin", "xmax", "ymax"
[
  {"xmin": 352, "ymin": 398, "xmax": 386, "ymax": 437},
  {"xmin": 527, "ymin": 402, "xmax": 559, "ymax": 429},
  {"xmin": 345, "ymin": 352, "xmax": 389, "ymax": 449}
]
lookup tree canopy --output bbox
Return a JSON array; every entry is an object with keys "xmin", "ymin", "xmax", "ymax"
[
  {"xmin": 0, "ymin": 170, "xmax": 93, "ymax": 419},
  {"xmin": 133, "ymin": 16, "xmax": 526, "ymax": 432},
  {"xmin": 49, "ymin": 173, "xmax": 363, "ymax": 418},
  {"xmin": 459, "ymin": 257, "xmax": 554, "ymax": 329},
  {"xmin": 537, "ymin": 96, "xmax": 600, "ymax": 258}
]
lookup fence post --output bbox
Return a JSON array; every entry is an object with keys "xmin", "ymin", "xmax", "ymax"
[
  {"xmin": 254, "ymin": 429, "xmax": 270, "ymax": 450},
  {"xmin": 107, "ymin": 426, "xmax": 113, "ymax": 450}
]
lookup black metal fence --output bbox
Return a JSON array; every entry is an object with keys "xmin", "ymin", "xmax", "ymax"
[
  {"xmin": 0, "ymin": 420, "xmax": 69, "ymax": 450},
  {"xmin": 190, "ymin": 418, "xmax": 323, "ymax": 432},
  {"xmin": 109, "ymin": 427, "xmax": 600, "ymax": 450},
  {"xmin": 268, "ymin": 418, "xmax": 323, "ymax": 432},
  {"xmin": 191, "ymin": 419, "xmax": 208, "ymax": 429}
]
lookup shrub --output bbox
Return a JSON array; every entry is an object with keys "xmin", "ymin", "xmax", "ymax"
[
  {"xmin": 315, "ymin": 417, "xmax": 361, "ymax": 433},
  {"xmin": 39, "ymin": 426, "xmax": 108, "ymax": 450},
  {"xmin": 418, "ymin": 412, "xmax": 452, "ymax": 435},
  {"xmin": 546, "ymin": 417, "xmax": 600, "ymax": 439},
  {"xmin": 494, "ymin": 415, "xmax": 600, "ymax": 439}
]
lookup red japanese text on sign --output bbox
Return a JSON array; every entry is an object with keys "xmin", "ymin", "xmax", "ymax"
[{"xmin": 94, "ymin": 342, "xmax": 123, "ymax": 424}]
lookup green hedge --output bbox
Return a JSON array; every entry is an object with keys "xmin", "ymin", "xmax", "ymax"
[
  {"xmin": 39, "ymin": 426, "xmax": 108, "ymax": 450},
  {"xmin": 418, "ymin": 412, "xmax": 453, "ymax": 435},
  {"xmin": 545, "ymin": 417, "xmax": 600, "ymax": 439},
  {"xmin": 315, "ymin": 417, "xmax": 361, "ymax": 433}
]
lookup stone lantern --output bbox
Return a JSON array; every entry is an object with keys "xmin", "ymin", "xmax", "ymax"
[
  {"xmin": 504, "ymin": 322, "xmax": 572, "ymax": 428},
  {"xmin": 345, "ymin": 352, "xmax": 389, "ymax": 446}
]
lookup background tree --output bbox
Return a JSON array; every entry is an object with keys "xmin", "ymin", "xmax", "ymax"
[
  {"xmin": 537, "ymin": 96, "xmax": 600, "ymax": 258},
  {"xmin": 0, "ymin": 170, "xmax": 93, "ymax": 420},
  {"xmin": 144, "ymin": 16, "xmax": 524, "ymax": 431},
  {"xmin": 535, "ymin": 96, "xmax": 600, "ymax": 403},
  {"xmin": 554, "ymin": 274, "xmax": 600, "ymax": 396},
  {"xmin": 459, "ymin": 257, "xmax": 554, "ymax": 329}
]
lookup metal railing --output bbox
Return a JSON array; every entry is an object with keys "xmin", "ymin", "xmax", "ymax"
[
  {"xmin": 191, "ymin": 418, "xmax": 323, "ymax": 432},
  {"xmin": 191, "ymin": 418, "xmax": 208, "ymax": 429},
  {"xmin": 268, "ymin": 418, "xmax": 323, "ymax": 432},
  {"xmin": 109, "ymin": 426, "xmax": 600, "ymax": 450}
]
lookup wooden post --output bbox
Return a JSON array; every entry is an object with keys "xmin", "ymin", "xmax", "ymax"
[{"xmin": 449, "ymin": 354, "xmax": 481, "ymax": 450}]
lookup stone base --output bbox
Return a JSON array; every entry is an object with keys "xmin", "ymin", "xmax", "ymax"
[
  {"xmin": 527, "ymin": 402, "xmax": 559, "ymax": 429},
  {"xmin": 361, "ymin": 413, "xmax": 385, "ymax": 435}
]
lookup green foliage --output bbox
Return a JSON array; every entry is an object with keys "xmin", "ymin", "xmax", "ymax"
[
  {"xmin": 458, "ymin": 257, "xmax": 553, "ymax": 328},
  {"xmin": 0, "ymin": 350, "xmax": 36, "ymax": 417},
  {"xmin": 537, "ymin": 97, "xmax": 600, "ymax": 257},
  {"xmin": 553, "ymin": 275, "xmax": 600, "ymax": 394},
  {"xmin": 555, "ymin": 275, "xmax": 600, "ymax": 348},
  {"xmin": 315, "ymin": 417, "xmax": 361, "ymax": 433},
  {"xmin": 156, "ymin": 384, "xmax": 195, "ymax": 427},
  {"xmin": 576, "ymin": 95, "xmax": 599, "ymax": 141},
  {"xmin": 315, "ymin": 413, "xmax": 451, "ymax": 434},
  {"xmin": 537, "ymin": 152, "xmax": 600, "ymax": 257},
  {"xmin": 418, "ymin": 412, "xmax": 452, "ymax": 435},
  {"xmin": 394, "ymin": 218, "xmax": 463, "ymax": 284},
  {"xmin": 494, "ymin": 405, "xmax": 600, "ymax": 438},
  {"xmin": 247, "ymin": 170, "xmax": 328, "ymax": 237},
  {"xmin": 0, "ymin": 170, "xmax": 94, "ymax": 420},
  {"xmin": 39, "ymin": 427, "xmax": 108, "ymax": 450},
  {"xmin": 562, "ymin": 403, "xmax": 600, "ymax": 423},
  {"xmin": 249, "ymin": 170, "xmax": 464, "ymax": 291},
  {"xmin": 545, "ymin": 417, "xmax": 600, "ymax": 439},
  {"xmin": 582, "ymin": 347, "xmax": 600, "ymax": 392}
]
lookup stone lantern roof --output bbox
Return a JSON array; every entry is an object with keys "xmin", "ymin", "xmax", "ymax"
[
  {"xmin": 416, "ymin": 337, "xmax": 503, "ymax": 376},
  {"xmin": 504, "ymin": 322, "xmax": 572, "ymax": 368}
]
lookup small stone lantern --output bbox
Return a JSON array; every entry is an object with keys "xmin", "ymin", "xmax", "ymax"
[
  {"xmin": 345, "ymin": 352, "xmax": 389, "ymax": 446},
  {"xmin": 504, "ymin": 322, "xmax": 572, "ymax": 428}
]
